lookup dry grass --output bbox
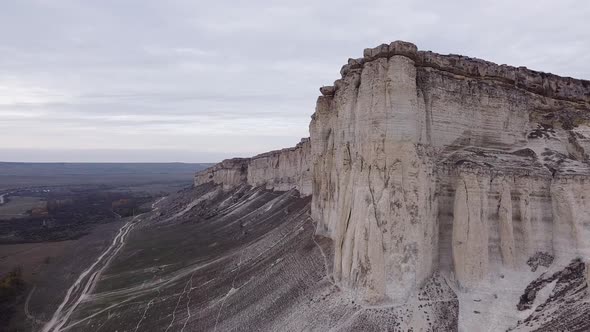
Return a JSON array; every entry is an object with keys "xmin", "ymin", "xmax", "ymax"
[
  {"xmin": 0, "ymin": 241, "xmax": 73, "ymax": 281},
  {"xmin": 0, "ymin": 196, "xmax": 45, "ymax": 220}
]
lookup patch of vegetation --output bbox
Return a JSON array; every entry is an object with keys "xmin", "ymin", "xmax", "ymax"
[
  {"xmin": 0, "ymin": 196, "xmax": 45, "ymax": 220},
  {"xmin": 111, "ymin": 197, "xmax": 152, "ymax": 217},
  {"xmin": 0, "ymin": 188, "xmax": 153, "ymax": 244},
  {"xmin": 0, "ymin": 267, "xmax": 25, "ymax": 330}
]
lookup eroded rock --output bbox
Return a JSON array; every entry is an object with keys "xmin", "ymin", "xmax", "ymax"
[{"xmin": 195, "ymin": 41, "xmax": 590, "ymax": 327}]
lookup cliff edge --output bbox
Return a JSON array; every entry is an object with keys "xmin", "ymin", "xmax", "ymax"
[
  {"xmin": 195, "ymin": 138, "xmax": 311, "ymax": 195},
  {"xmin": 195, "ymin": 41, "xmax": 590, "ymax": 330}
]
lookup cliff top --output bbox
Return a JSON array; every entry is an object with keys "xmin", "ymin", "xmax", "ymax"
[
  {"xmin": 199, "ymin": 138, "xmax": 310, "ymax": 172},
  {"xmin": 321, "ymin": 41, "xmax": 590, "ymax": 104}
]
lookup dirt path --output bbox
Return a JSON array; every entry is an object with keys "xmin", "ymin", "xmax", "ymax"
[{"xmin": 40, "ymin": 214, "xmax": 140, "ymax": 332}]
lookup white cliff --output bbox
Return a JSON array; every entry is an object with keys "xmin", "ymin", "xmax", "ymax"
[
  {"xmin": 195, "ymin": 138, "xmax": 312, "ymax": 195},
  {"xmin": 309, "ymin": 41, "xmax": 590, "ymax": 300},
  {"xmin": 195, "ymin": 41, "xmax": 590, "ymax": 329}
]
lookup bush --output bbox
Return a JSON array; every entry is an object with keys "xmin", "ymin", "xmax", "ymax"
[
  {"xmin": 0, "ymin": 266, "xmax": 26, "ymax": 328},
  {"xmin": 0, "ymin": 267, "xmax": 24, "ymax": 294}
]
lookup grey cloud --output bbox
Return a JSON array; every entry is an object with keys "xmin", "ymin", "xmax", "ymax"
[{"xmin": 0, "ymin": 1, "xmax": 588, "ymax": 162}]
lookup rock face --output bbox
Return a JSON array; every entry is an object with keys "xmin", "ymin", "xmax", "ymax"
[
  {"xmin": 195, "ymin": 41, "xmax": 590, "ymax": 328},
  {"xmin": 194, "ymin": 158, "xmax": 250, "ymax": 190},
  {"xmin": 195, "ymin": 138, "xmax": 312, "ymax": 195},
  {"xmin": 308, "ymin": 41, "xmax": 590, "ymax": 301}
]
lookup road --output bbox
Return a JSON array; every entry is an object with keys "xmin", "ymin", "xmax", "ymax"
[
  {"xmin": 40, "ymin": 197, "xmax": 165, "ymax": 332},
  {"xmin": 40, "ymin": 214, "xmax": 141, "ymax": 332}
]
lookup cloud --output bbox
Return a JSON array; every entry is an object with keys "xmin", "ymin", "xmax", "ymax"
[{"xmin": 0, "ymin": 0, "xmax": 588, "ymax": 162}]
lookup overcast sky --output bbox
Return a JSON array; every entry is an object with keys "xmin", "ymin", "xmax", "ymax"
[{"xmin": 1, "ymin": 1, "xmax": 589, "ymax": 162}]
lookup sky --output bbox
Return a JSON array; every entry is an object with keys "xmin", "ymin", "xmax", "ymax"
[{"xmin": 1, "ymin": 0, "xmax": 589, "ymax": 163}]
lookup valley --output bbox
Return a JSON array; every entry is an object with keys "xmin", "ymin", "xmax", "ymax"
[{"xmin": 0, "ymin": 163, "xmax": 210, "ymax": 331}]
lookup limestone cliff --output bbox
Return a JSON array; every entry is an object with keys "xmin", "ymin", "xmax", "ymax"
[
  {"xmin": 195, "ymin": 41, "xmax": 590, "ymax": 329},
  {"xmin": 195, "ymin": 138, "xmax": 312, "ymax": 195},
  {"xmin": 309, "ymin": 41, "xmax": 590, "ymax": 302}
]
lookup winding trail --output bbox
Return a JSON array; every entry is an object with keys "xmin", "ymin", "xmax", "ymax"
[
  {"xmin": 24, "ymin": 285, "xmax": 45, "ymax": 326},
  {"xmin": 41, "ymin": 214, "xmax": 141, "ymax": 332}
]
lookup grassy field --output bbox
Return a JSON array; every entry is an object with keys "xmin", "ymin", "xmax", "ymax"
[
  {"xmin": 0, "ymin": 241, "xmax": 73, "ymax": 281},
  {"xmin": 0, "ymin": 162, "xmax": 213, "ymax": 330},
  {"xmin": 0, "ymin": 197, "xmax": 45, "ymax": 220},
  {"xmin": 0, "ymin": 162, "xmax": 212, "ymax": 190}
]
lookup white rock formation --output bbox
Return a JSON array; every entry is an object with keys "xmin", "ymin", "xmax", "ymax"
[
  {"xmin": 196, "ymin": 41, "xmax": 590, "ymax": 313},
  {"xmin": 195, "ymin": 138, "xmax": 312, "ymax": 195},
  {"xmin": 194, "ymin": 158, "xmax": 250, "ymax": 190}
]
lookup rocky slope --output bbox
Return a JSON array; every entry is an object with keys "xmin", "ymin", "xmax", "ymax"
[
  {"xmin": 195, "ymin": 41, "xmax": 590, "ymax": 330},
  {"xmin": 44, "ymin": 185, "xmax": 456, "ymax": 331}
]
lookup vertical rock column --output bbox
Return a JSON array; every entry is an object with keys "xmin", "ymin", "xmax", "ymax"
[
  {"xmin": 552, "ymin": 176, "xmax": 590, "ymax": 291},
  {"xmin": 498, "ymin": 179, "xmax": 516, "ymax": 268},
  {"xmin": 310, "ymin": 92, "xmax": 337, "ymax": 237},
  {"xmin": 311, "ymin": 42, "xmax": 438, "ymax": 303},
  {"xmin": 518, "ymin": 183, "xmax": 534, "ymax": 259},
  {"xmin": 551, "ymin": 177, "xmax": 590, "ymax": 260},
  {"xmin": 452, "ymin": 171, "xmax": 490, "ymax": 288}
]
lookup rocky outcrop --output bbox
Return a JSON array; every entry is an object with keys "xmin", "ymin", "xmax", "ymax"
[
  {"xmin": 512, "ymin": 258, "xmax": 589, "ymax": 331},
  {"xmin": 194, "ymin": 158, "xmax": 250, "ymax": 190},
  {"xmin": 310, "ymin": 41, "xmax": 590, "ymax": 301},
  {"xmin": 195, "ymin": 41, "xmax": 590, "ymax": 326},
  {"xmin": 195, "ymin": 138, "xmax": 312, "ymax": 195}
]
